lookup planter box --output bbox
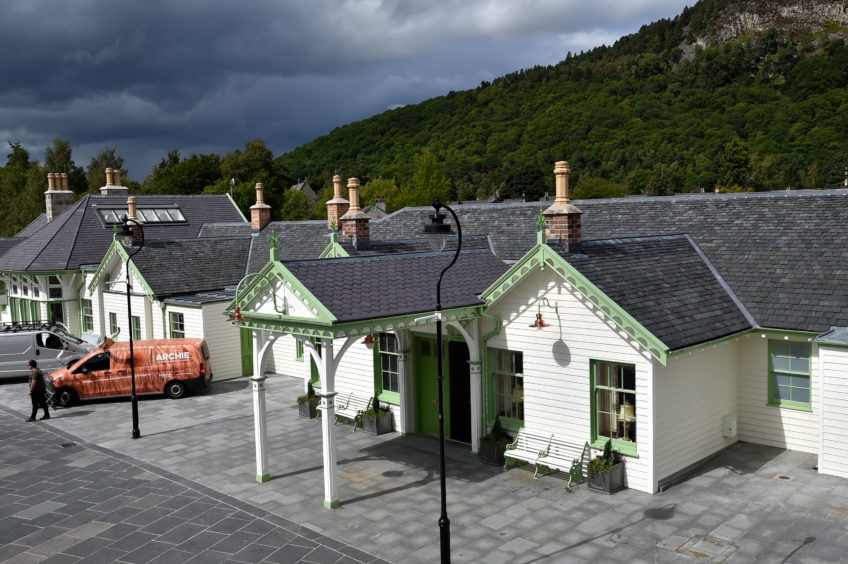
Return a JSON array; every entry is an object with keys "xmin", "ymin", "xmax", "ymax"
[
  {"xmin": 478, "ymin": 440, "xmax": 510, "ymax": 466},
  {"xmin": 298, "ymin": 398, "xmax": 320, "ymax": 419},
  {"xmin": 362, "ymin": 411, "xmax": 394, "ymax": 435},
  {"xmin": 587, "ymin": 461, "xmax": 626, "ymax": 494}
]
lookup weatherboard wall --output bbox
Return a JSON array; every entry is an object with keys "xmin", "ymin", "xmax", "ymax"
[
  {"xmin": 486, "ymin": 267, "xmax": 655, "ymax": 494},
  {"xmin": 818, "ymin": 345, "xmax": 848, "ymax": 479},
  {"xmin": 737, "ymin": 336, "xmax": 818, "ymax": 453},
  {"xmin": 653, "ymin": 341, "xmax": 739, "ymax": 485},
  {"xmin": 200, "ymin": 302, "xmax": 241, "ymax": 381}
]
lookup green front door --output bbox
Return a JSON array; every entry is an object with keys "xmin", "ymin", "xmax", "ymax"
[
  {"xmin": 414, "ymin": 336, "xmax": 451, "ymax": 437},
  {"xmin": 240, "ymin": 328, "xmax": 253, "ymax": 375}
]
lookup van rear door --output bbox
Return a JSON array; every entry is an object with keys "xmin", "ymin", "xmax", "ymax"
[{"xmin": 0, "ymin": 334, "xmax": 34, "ymax": 378}]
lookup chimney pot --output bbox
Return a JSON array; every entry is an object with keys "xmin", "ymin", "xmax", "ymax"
[
  {"xmin": 249, "ymin": 182, "xmax": 272, "ymax": 231},
  {"xmin": 326, "ymin": 174, "xmax": 350, "ymax": 229},
  {"xmin": 60, "ymin": 173, "xmax": 69, "ymax": 191},
  {"xmin": 543, "ymin": 160, "xmax": 582, "ymax": 251},
  {"xmin": 113, "ymin": 169, "xmax": 122, "ymax": 187},
  {"xmin": 346, "ymin": 178, "xmax": 361, "ymax": 212},
  {"xmin": 127, "ymin": 196, "xmax": 137, "ymax": 221},
  {"xmin": 105, "ymin": 168, "xmax": 114, "ymax": 186},
  {"xmin": 47, "ymin": 173, "xmax": 56, "ymax": 191}
]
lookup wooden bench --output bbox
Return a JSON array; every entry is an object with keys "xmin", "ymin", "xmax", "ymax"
[
  {"xmin": 333, "ymin": 392, "xmax": 372, "ymax": 432},
  {"xmin": 503, "ymin": 428, "xmax": 590, "ymax": 490}
]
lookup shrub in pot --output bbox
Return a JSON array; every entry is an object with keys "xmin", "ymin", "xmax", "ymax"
[
  {"xmin": 587, "ymin": 439, "xmax": 625, "ymax": 494},
  {"xmin": 361, "ymin": 397, "xmax": 394, "ymax": 435},
  {"xmin": 479, "ymin": 417, "xmax": 511, "ymax": 466},
  {"xmin": 296, "ymin": 381, "xmax": 320, "ymax": 419}
]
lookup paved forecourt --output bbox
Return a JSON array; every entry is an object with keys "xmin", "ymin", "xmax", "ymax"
[
  {"xmin": 2, "ymin": 375, "xmax": 848, "ymax": 563},
  {"xmin": 0, "ymin": 393, "xmax": 384, "ymax": 564}
]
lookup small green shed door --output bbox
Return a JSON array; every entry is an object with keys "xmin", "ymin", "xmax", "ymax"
[
  {"xmin": 414, "ymin": 336, "xmax": 447, "ymax": 437},
  {"xmin": 240, "ymin": 328, "xmax": 253, "ymax": 375}
]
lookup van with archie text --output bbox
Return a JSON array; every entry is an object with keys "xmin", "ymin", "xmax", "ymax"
[{"xmin": 49, "ymin": 338, "xmax": 212, "ymax": 406}]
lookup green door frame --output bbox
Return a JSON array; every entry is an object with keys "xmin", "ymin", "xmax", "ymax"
[{"xmin": 240, "ymin": 328, "xmax": 253, "ymax": 375}]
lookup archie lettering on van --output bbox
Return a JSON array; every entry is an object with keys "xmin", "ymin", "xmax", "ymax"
[{"xmin": 156, "ymin": 352, "xmax": 190, "ymax": 362}]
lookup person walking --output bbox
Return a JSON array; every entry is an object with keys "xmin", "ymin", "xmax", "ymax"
[{"xmin": 26, "ymin": 359, "xmax": 50, "ymax": 422}]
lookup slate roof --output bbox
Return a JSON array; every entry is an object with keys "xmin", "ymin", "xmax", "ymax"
[
  {"xmin": 1, "ymin": 194, "xmax": 244, "ymax": 272},
  {"xmin": 198, "ymin": 220, "xmax": 330, "ymax": 274},
  {"xmin": 129, "ymin": 238, "xmax": 250, "ymax": 299},
  {"xmin": 283, "ymin": 250, "xmax": 509, "ymax": 323},
  {"xmin": 339, "ymin": 234, "xmax": 494, "ymax": 256},
  {"xmin": 0, "ymin": 238, "xmax": 23, "ymax": 259},
  {"xmin": 558, "ymin": 236, "xmax": 753, "ymax": 350},
  {"xmin": 367, "ymin": 190, "xmax": 848, "ymax": 333}
]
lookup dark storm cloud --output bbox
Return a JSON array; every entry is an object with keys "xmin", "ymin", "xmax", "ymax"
[{"xmin": 0, "ymin": 0, "xmax": 691, "ymax": 178}]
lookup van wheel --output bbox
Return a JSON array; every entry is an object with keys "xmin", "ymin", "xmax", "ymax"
[
  {"xmin": 165, "ymin": 381, "xmax": 185, "ymax": 399},
  {"xmin": 56, "ymin": 388, "xmax": 78, "ymax": 407}
]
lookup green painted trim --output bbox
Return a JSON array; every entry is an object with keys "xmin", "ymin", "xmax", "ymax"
[
  {"xmin": 757, "ymin": 327, "xmax": 819, "ymax": 339},
  {"xmin": 589, "ymin": 359, "xmax": 639, "ymax": 457},
  {"xmin": 481, "ymin": 243, "xmax": 668, "ymax": 365},
  {"xmin": 323, "ymin": 500, "xmax": 341, "ymax": 509},
  {"xmin": 319, "ymin": 241, "xmax": 349, "ymax": 259},
  {"xmin": 233, "ymin": 305, "xmax": 483, "ymax": 339},
  {"xmin": 0, "ymin": 269, "xmax": 86, "ymax": 276},
  {"xmin": 669, "ymin": 330, "xmax": 753, "ymax": 357},
  {"xmin": 767, "ymin": 339, "xmax": 812, "ymax": 411},
  {"xmin": 87, "ymin": 240, "xmax": 157, "ymax": 300},
  {"xmin": 255, "ymin": 474, "xmax": 271, "ymax": 483},
  {"xmin": 228, "ymin": 261, "xmax": 337, "ymax": 324},
  {"xmin": 479, "ymin": 310, "xmax": 503, "ymax": 430},
  {"xmin": 227, "ymin": 193, "xmax": 248, "ymax": 222},
  {"xmin": 817, "ymin": 341, "xmax": 848, "ymax": 350}
]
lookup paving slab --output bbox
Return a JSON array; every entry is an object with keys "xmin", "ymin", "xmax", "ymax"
[{"xmin": 2, "ymin": 375, "xmax": 847, "ymax": 563}]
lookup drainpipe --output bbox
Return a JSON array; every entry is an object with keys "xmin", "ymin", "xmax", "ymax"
[{"xmin": 479, "ymin": 310, "xmax": 502, "ymax": 430}]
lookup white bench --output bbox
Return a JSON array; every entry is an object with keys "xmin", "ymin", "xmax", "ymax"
[
  {"xmin": 504, "ymin": 428, "xmax": 590, "ymax": 490},
  {"xmin": 333, "ymin": 392, "xmax": 373, "ymax": 432}
]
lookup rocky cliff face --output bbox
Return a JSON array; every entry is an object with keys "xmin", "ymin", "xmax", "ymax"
[{"xmin": 699, "ymin": 0, "xmax": 847, "ymax": 44}]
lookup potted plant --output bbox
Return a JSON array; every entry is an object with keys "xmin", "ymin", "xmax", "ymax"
[
  {"xmin": 587, "ymin": 439, "xmax": 625, "ymax": 494},
  {"xmin": 296, "ymin": 381, "xmax": 320, "ymax": 419},
  {"xmin": 361, "ymin": 397, "xmax": 394, "ymax": 435},
  {"xmin": 479, "ymin": 417, "xmax": 512, "ymax": 466}
]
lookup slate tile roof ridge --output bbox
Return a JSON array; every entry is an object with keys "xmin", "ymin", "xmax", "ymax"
[{"xmin": 283, "ymin": 247, "xmax": 493, "ymax": 266}]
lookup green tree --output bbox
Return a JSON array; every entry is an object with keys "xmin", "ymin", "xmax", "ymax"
[
  {"xmin": 400, "ymin": 149, "xmax": 451, "ymax": 207},
  {"xmin": 142, "ymin": 151, "xmax": 221, "ymax": 194},
  {"xmin": 86, "ymin": 148, "xmax": 127, "ymax": 193},
  {"xmin": 43, "ymin": 138, "xmax": 86, "ymax": 193},
  {"xmin": 279, "ymin": 190, "xmax": 312, "ymax": 220},
  {"xmin": 716, "ymin": 136, "xmax": 750, "ymax": 190},
  {"xmin": 361, "ymin": 178, "xmax": 401, "ymax": 212},
  {"xmin": 572, "ymin": 175, "xmax": 627, "ymax": 199}
]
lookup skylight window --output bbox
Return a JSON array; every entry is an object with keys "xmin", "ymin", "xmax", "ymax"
[{"xmin": 97, "ymin": 207, "xmax": 186, "ymax": 225}]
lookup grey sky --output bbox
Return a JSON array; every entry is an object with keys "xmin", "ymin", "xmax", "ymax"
[{"xmin": 0, "ymin": 0, "xmax": 692, "ymax": 180}]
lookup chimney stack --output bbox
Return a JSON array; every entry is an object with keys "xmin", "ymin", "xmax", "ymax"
[
  {"xmin": 100, "ymin": 168, "xmax": 129, "ymax": 196},
  {"xmin": 325, "ymin": 174, "xmax": 350, "ymax": 229},
  {"xmin": 44, "ymin": 172, "xmax": 74, "ymax": 221},
  {"xmin": 339, "ymin": 177, "xmax": 369, "ymax": 248},
  {"xmin": 250, "ymin": 182, "xmax": 272, "ymax": 231},
  {"xmin": 542, "ymin": 161, "xmax": 582, "ymax": 252}
]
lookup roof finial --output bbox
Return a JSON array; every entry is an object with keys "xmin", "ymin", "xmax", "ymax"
[{"xmin": 269, "ymin": 227, "xmax": 279, "ymax": 262}]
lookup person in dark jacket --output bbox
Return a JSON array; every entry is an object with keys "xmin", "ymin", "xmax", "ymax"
[{"xmin": 27, "ymin": 359, "xmax": 50, "ymax": 422}]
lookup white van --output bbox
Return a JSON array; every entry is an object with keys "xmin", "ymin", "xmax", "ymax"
[{"xmin": 0, "ymin": 322, "xmax": 93, "ymax": 378}]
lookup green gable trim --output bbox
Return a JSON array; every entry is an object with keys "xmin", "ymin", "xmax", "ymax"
[
  {"xmin": 481, "ymin": 243, "xmax": 669, "ymax": 365},
  {"xmin": 226, "ymin": 193, "xmax": 248, "ymax": 222},
  {"xmin": 233, "ymin": 305, "xmax": 483, "ymax": 339},
  {"xmin": 228, "ymin": 260, "xmax": 337, "ymax": 324},
  {"xmin": 87, "ymin": 240, "xmax": 156, "ymax": 300},
  {"xmin": 319, "ymin": 241, "xmax": 349, "ymax": 259},
  {"xmin": 0, "ymin": 269, "xmax": 86, "ymax": 276}
]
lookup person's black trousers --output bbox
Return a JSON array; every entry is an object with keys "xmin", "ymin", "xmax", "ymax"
[{"xmin": 30, "ymin": 390, "xmax": 49, "ymax": 419}]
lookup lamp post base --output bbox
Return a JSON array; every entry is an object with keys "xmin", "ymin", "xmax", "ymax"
[{"xmin": 439, "ymin": 514, "xmax": 451, "ymax": 563}]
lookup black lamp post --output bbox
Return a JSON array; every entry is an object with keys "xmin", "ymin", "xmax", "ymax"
[
  {"xmin": 118, "ymin": 215, "xmax": 144, "ymax": 439},
  {"xmin": 424, "ymin": 200, "xmax": 462, "ymax": 564}
]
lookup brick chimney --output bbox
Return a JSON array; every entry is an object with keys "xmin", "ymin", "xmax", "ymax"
[
  {"xmin": 250, "ymin": 182, "xmax": 272, "ymax": 231},
  {"xmin": 325, "ymin": 174, "xmax": 349, "ymax": 229},
  {"xmin": 126, "ymin": 196, "xmax": 144, "ymax": 244},
  {"xmin": 44, "ymin": 172, "xmax": 74, "ymax": 221},
  {"xmin": 100, "ymin": 167, "xmax": 129, "ymax": 196},
  {"xmin": 339, "ymin": 177, "xmax": 369, "ymax": 249},
  {"xmin": 542, "ymin": 161, "xmax": 582, "ymax": 252}
]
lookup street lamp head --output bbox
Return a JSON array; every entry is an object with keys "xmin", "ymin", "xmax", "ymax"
[
  {"xmin": 424, "ymin": 201, "xmax": 452, "ymax": 252},
  {"xmin": 118, "ymin": 215, "xmax": 144, "ymax": 248}
]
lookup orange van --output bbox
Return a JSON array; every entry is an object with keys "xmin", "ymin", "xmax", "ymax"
[{"xmin": 49, "ymin": 338, "xmax": 212, "ymax": 406}]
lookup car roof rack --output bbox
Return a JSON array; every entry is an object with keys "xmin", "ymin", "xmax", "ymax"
[{"xmin": 1, "ymin": 321, "xmax": 55, "ymax": 333}]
